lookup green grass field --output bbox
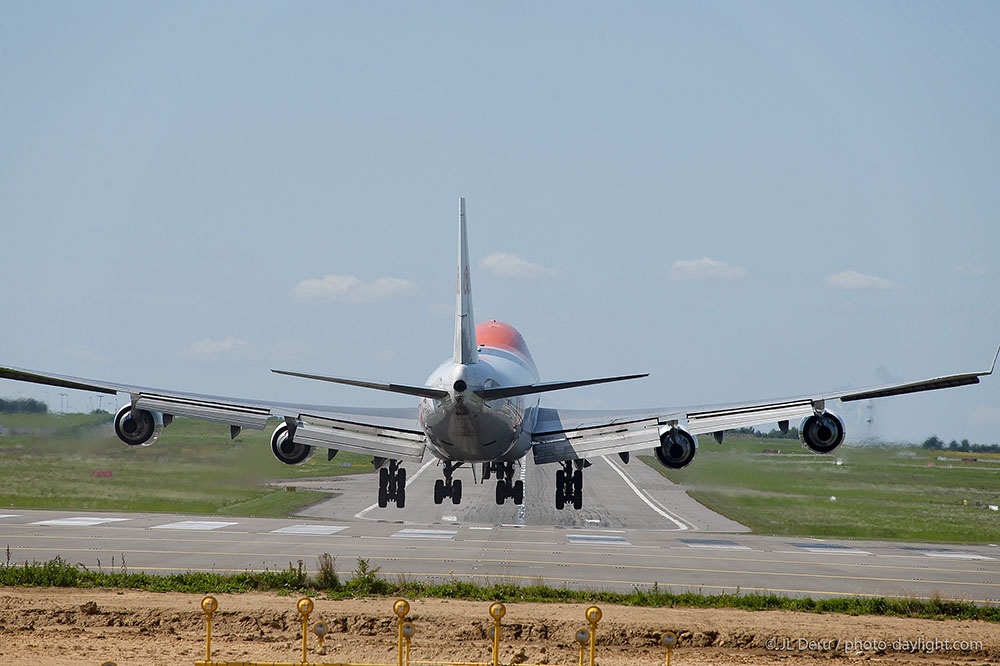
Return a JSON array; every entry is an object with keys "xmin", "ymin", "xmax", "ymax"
[
  {"xmin": 641, "ymin": 436, "xmax": 1000, "ymax": 543},
  {"xmin": 0, "ymin": 412, "xmax": 373, "ymax": 516}
]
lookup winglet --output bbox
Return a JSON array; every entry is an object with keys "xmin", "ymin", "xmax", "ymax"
[
  {"xmin": 454, "ymin": 197, "xmax": 478, "ymax": 364},
  {"xmin": 989, "ymin": 344, "xmax": 1000, "ymax": 375}
]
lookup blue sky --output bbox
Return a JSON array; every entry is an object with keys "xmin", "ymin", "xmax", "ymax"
[{"xmin": 1, "ymin": 2, "xmax": 998, "ymax": 443}]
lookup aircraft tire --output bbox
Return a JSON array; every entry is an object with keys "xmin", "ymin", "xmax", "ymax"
[
  {"xmin": 483, "ymin": 464, "xmax": 491, "ymax": 481},
  {"xmin": 572, "ymin": 470, "xmax": 584, "ymax": 509},
  {"xmin": 452, "ymin": 479, "xmax": 462, "ymax": 504},
  {"xmin": 513, "ymin": 479, "xmax": 524, "ymax": 505},
  {"xmin": 555, "ymin": 470, "xmax": 565, "ymax": 509},
  {"xmin": 495, "ymin": 480, "xmax": 507, "ymax": 505},
  {"xmin": 397, "ymin": 486, "xmax": 406, "ymax": 509},
  {"xmin": 378, "ymin": 485, "xmax": 388, "ymax": 508},
  {"xmin": 434, "ymin": 479, "xmax": 444, "ymax": 504}
]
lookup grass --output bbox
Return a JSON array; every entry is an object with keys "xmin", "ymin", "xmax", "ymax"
[
  {"xmin": 0, "ymin": 412, "xmax": 373, "ymax": 516},
  {"xmin": 2, "ymin": 554, "xmax": 997, "ymax": 622},
  {"xmin": 641, "ymin": 436, "xmax": 1000, "ymax": 543}
]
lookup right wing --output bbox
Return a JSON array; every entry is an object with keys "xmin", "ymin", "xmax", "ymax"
[
  {"xmin": 0, "ymin": 365, "xmax": 427, "ymax": 461},
  {"xmin": 530, "ymin": 346, "xmax": 999, "ymax": 464}
]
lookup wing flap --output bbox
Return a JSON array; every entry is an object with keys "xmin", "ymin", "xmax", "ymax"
[
  {"xmin": 532, "ymin": 416, "xmax": 661, "ymax": 464},
  {"xmin": 292, "ymin": 413, "xmax": 426, "ymax": 461},
  {"xmin": 134, "ymin": 393, "xmax": 272, "ymax": 429},
  {"xmin": 685, "ymin": 400, "xmax": 815, "ymax": 435}
]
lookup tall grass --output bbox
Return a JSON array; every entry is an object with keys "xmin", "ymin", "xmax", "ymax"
[{"xmin": 2, "ymin": 555, "xmax": 997, "ymax": 622}]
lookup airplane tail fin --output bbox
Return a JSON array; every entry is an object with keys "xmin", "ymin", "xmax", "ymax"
[{"xmin": 454, "ymin": 197, "xmax": 478, "ymax": 364}]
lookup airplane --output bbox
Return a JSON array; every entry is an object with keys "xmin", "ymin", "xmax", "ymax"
[{"xmin": 1, "ymin": 198, "xmax": 997, "ymax": 510}]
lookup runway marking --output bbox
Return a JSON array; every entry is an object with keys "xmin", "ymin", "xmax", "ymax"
[
  {"xmin": 568, "ymin": 534, "xmax": 630, "ymax": 546},
  {"xmin": 920, "ymin": 550, "xmax": 995, "ymax": 561},
  {"xmin": 789, "ymin": 543, "xmax": 872, "ymax": 555},
  {"xmin": 355, "ymin": 459, "xmax": 436, "ymax": 520},
  {"xmin": 680, "ymin": 539, "xmax": 751, "ymax": 550},
  {"xmin": 270, "ymin": 525, "xmax": 347, "ymax": 536},
  {"xmin": 0, "ymin": 514, "xmax": 21, "ymax": 519},
  {"xmin": 600, "ymin": 456, "xmax": 689, "ymax": 530},
  {"xmin": 392, "ymin": 528, "xmax": 457, "ymax": 539},
  {"xmin": 442, "ymin": 515, "xmax": 458, "ymax": 522},
  {"xmin": 32, "ymin": 517, "xmax": 129, "ymax": 527},
  {"xmin": 469, "ymin": 526, "xmax": 493, "ymax": 530},
  {"xmin": 151, "ymin": 521, "xmax": 238, "ymax": 531}
]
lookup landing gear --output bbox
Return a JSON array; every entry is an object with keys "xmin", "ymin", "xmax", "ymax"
[
  {"xmin": 377, "ymin": 460, "xmax": 406, "ymax": 508},
  {"xmin": 490, "ymin": 461, "xmax": 524, "ymax": 505},
  {"xmin": 555, "ymin": 461, "xmax": 583, "ymax": 510},
  {"xmin": 434, "ymin": 462, "xmax": 463, "ymax": 505}
]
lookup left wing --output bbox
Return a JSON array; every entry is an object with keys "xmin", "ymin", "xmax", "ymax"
[
  {"xmin": 0, "ymin": 364, "xmax": 427, "ymax": 461},
  {"xmin": 531, "ymin": 347, "xmax": 999, "ymax": 464}
]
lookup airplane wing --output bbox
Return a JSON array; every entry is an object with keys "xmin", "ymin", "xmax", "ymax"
[
  {"xmin": 0, "ymin": 365, "xmax": 426, "ymax": 461},
  {"xmin": 531, "ymin": 347, "xmax": 999, "ymax": 464}
]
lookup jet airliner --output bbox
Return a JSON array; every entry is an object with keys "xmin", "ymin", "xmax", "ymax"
[{"xmin": 1, "ymin": 199, "xmax": 996, "ymax": 509}]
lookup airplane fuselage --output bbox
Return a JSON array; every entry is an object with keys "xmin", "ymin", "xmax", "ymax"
[{"xmin": 419, "ymin": 321, "xmax": 539, "ymax": 462}]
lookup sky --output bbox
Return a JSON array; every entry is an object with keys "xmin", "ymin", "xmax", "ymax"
[{"xmin": 1, "ymin": 2, "xmax": 998, "ymax": 443}]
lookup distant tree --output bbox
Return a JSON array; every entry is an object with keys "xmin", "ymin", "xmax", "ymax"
[
  {"xmin": 0, "ymin": 397, "xmax": 48, "ymax": 414},
  {"xmin": 921, "ymin": 436, "xmax": 944, "ymax": 450}
]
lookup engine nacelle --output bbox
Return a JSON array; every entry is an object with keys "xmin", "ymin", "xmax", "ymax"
[
  {"xmin": 114, "ymin": 404, "xmax": 160, "ymax": 447},
  {"xmin": 799, "ymin": 411, "xmax": 846, "ymax": 454},
  {"xmin": 654, "ymin": 426, "xmax": 698, "ymax": 469},
  {"xmin": 270, "ymin": 423, "xmax": 316, "ymax": 465}
]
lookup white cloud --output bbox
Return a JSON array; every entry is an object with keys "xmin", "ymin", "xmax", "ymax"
[
  {"xmin": 479, "ymin": 252, "xmax": 558, "ymax": 278},
  {"xmin": 825, "ymin": 270, "xmax": 898, "ymax": 290},
  {"xmin": 291, "ymin": 274, "xmax": 416, "ymax": 303},
  {"xmin": 180, "ymin": 336, "xmax": 253, "ymax": 359},
  {"xmin": 670, "ymin": 257, "xmax": 747, "ymax": 280},
  {"xmin": 953, "ymin": 263, "xmax": 991, "ymax": 277}
]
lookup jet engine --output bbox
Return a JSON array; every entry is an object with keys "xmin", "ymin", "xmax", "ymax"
[
  {"xmin": 799, "ymin": 411, "xmax": 846, "ymax": 454},
  {"xmin": 654, "ymin": 426, "xmax": 698, "ymax": 469},
  {"xmin": 114, "ymin": 404, "xmax": 161, "ymax": 447},
  {"xmin": 270, "ymin": 423, "xmax": 316, "ymax": 465}
]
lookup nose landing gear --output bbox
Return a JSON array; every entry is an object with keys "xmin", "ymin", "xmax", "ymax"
[
  {"xmin": 434, "ymin": 461, "xmax": 463, "ymax": 505},
  {"xmin": 377, "ymin": 459, "xmax": 406, "ymax": 508}
]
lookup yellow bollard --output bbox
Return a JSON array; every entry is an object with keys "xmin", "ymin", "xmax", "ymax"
[
  {"xmin": 314, "ymin": 621, "xmax": 329, "ymax": 656},
  {"xmin": 488, "ymin": 602, "xmax": 506, "ymax": 666},
  {"xmin": 585, "ymin": 606, "xmax": 601, "ymax": 666},
  {"xmin": 201, "ymin": 596, "xmax": 218, "ymax": 663},
  {"xmin": 394, "ymin": 599, "xmax": 411, "ymax": 666},
  {"xmin": 297, "ymin": 598, "xmax": 314, "ymax": 664},
  {"xmin": 661, "ymin": 631, "xmax": 678, "ymax": 666},
  {"xmin": 575, "ymin": 628, "xmax": 590, "ymax": 666},
  {"xmin": 401, "ymin": 621, "xmax": 416, "ymax": 666}
]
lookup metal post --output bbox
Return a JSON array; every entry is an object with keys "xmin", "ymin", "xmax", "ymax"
[
  {"xmin": 575, "ymin": 628, "xmax": 590, "ymax": 666},
  {"xmin": 201, "ymin": 596, "xmax": 218, "ymax": 663},
  {"xmin": 394, "ymin": 599, "xmax": 411, "ymax": 666},
  {"xmin": 488, "ymin": 603, "xmax": 506, "ymax": 666},
  {"xmin": 585, "ymin": 606, "xmax": 602, "ymax": 666},
  {"xmin": 661, "ymin": 631, "xmax": 678, "ymax": 666},
  {"xmin": 297, "ymin": 598, "xmax": 314, "ymax": 664}
]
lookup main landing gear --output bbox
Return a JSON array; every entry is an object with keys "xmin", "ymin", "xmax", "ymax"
[
  {"xmin": 377, "ymin": 459, "xmax": 406, "ymax": 508},
  {"xmin": 555, "ymin": 461, "xmax": 583, "ymax": 510},
  {"xmin": 434, "ymin": 462, "xmax": 463, "ymax": 505},
  {"xmin": 485, "ymin": 461, "xmax": 524, "ymax": 505}
]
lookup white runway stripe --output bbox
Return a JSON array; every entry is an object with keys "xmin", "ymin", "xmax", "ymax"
[
  {"xmin": 568, "ymin": 533, "xmax": 630, "ymax": 545},
  {"xmin": 32, "ymin": 517, "xmax": 129, "ymax": 527},
  {"xmin": 270, "ymin": 524, "xmax": 347, "ymax": 536},
  {"xmin": 151, "ymin": 520, "xmax": 238, "ymax": 531},
  {"xmin": 392, "ymin": 528, "xmax": 456, "ymax": 539}
]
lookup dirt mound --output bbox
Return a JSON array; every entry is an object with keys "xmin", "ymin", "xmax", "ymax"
[{"xmin": 0, "ymin": 588, "xmax": 996, "ymax": 665}]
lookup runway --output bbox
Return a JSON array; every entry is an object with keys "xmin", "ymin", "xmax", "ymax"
[{"xmin": 2, "ymin": 456, "xmax": 998, "ymax": 603}]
